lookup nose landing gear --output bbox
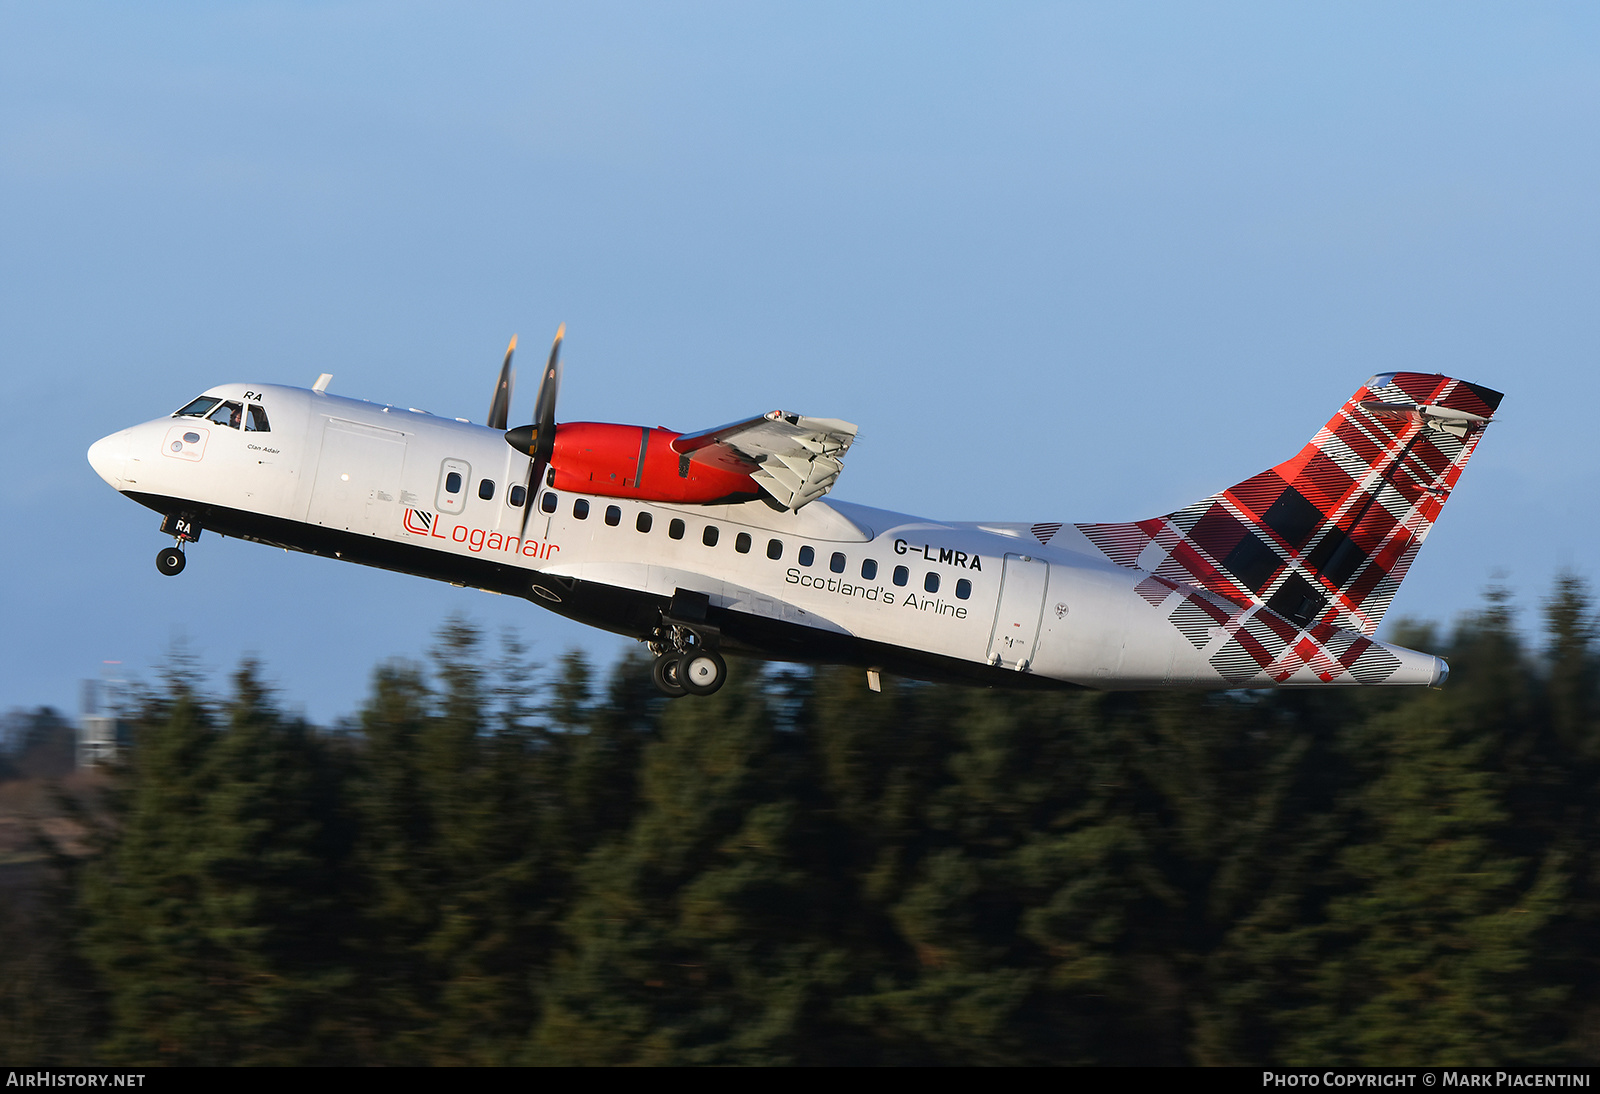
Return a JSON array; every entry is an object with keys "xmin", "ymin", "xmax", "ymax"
[{"xmin": 156, "ymin": 514, "xmax": 203, "ymax": 576}]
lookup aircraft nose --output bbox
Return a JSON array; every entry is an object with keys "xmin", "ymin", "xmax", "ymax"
[{"xmin": 88, "ymin": 430, "xmax": 131, "ymax": 487}]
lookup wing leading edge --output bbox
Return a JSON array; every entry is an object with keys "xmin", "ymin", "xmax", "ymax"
[{"xmin": 670, "ymin": 411, "xmax": 858, "ymax": 510}]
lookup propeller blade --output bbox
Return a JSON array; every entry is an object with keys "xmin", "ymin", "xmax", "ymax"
[
  {"xmin": 487, "ymin": 335, "xmax": 517, "ymax": 431},
  {"xmin": 532, "ymin": 323, "xmax": 563, "ymax": 463},
  {"xmin": 504, "ymin": 325, "xmax": 564, "ymax": 458},
  {"xmin": 517, "ymin": 454, "xmax": 546, "ymax": 543},
  {"xmin": 509, "ymin": 324, "xmax": 564, "ymax": 542}
]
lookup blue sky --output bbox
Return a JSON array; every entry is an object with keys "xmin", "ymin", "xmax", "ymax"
[{"xmin": 3, "ymin": 3, "xmax": 1596, "ymax": 723}]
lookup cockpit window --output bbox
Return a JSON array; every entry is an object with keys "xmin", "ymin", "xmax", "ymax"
[
  {"xmin": 174, "ymin": 397, "xmax": 220, "ymax": 418},
  {"xmin": 245, "ymin": 404, "xmax": 270, "ymax": 432},
  {"xmin": 206, "ymin": 401, "xmax": 244, "ymax": 429}
]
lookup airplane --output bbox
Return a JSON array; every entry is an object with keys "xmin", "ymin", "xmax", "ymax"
[{"xmin": 87, "ymin": 328, "xmax": 1502, "ymax": 697}]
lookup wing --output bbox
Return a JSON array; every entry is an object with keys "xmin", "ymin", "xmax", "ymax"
[{"xmin": 670, "ymin": 411, "xmax": 858, "ymax": 510}]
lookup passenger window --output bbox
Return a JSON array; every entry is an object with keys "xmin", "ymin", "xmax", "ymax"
[
  {"xmin": 446, "ymin": 472, "xmax": 463, "ymax": 494},
  {"xmin": 637, "ymin": 512, "xmax": 653, "ymax": 533},
  {"xmin": 479, "ymin": 479, "xmax": 495, "ymax": 501},
  {"xmin": 573, "ymin": 499, "xmax": 589, "ymax": 519},
  {"xmin": 956, "ymin": 578, "xmax": 972, "ymax": 600},
  {"xmin": 703, "ymin": 526, "xmax": 719, "ymax": 547},
  {"xmin": 207, "ymin": 401, "xmax": 244, "ymax": 429},
  {"xmin": 735, "ymin": 532, "xmax": 752, "ymax": 554},
  {"xmin": 245, "ymin": 405, "xmax": 270, "ymax": 432},
  {"xmin": 605, "ymin": 505, "xmax": 621, "ymax": 526},
  {"xmin": 798, "ymin": 546, "xmax": 815, "ymax": 567},
  {"xmin": 861, "ymin": 559, "xmax": 878, "ymax": 580},
  {"xmin": 830, "ymin": 552, "xmax": 846, "ymax": 573},
  {"xmin": 925, "ymin": 572, "xmax": 940, "ymax": 593},
  {"xmin": 893, "ymin": 566, "xmax": 909, "ymax": 587},
  {"xmin": 540, "ymin": 491, "xmax": 558, "ymax": 514},
  {"xmin": 669, "ymin": 519, "xmax": 685, "ymax": 540},
  {"xmin": 767, "ymin": 539, "xmax": 783, "ymax": 560},
  {"xmin": 509, "ymin": 484, "xmax": 526, "ymax": 508},
  {"xmin": 174, "ymin": 396, "xmax": 220, "ymax": 418}
]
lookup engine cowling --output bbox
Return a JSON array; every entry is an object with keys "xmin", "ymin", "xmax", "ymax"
[{"xmin": 548, "ymin": 422, "xmax": 762, "ymax": 505}]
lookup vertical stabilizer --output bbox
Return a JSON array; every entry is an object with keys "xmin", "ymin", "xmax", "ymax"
[{"xmin": 1067, "ymin": 373, "xmax": 1501, "ymax": 684}]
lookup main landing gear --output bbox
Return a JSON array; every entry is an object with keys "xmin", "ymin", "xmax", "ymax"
[
  {"xmin": 646, "ymin": 589, "xmax": 728, "ymax": 698},
  {"xmin": 156, "ymin": 514, "xmax": 202, "ymax": 576},
  {"xmin": 648, "ymin": 631, "xmax": 728, "ymax": 698}
]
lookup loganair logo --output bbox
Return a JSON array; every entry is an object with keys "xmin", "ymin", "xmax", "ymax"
[{"xmin": 402, "ymin": 508, "xmax": 559, "ymax": 560}]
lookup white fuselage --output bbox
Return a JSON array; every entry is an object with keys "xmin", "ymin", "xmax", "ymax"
[{"xmin": 88, "ymin": 382, "xmax": 1446, "ymax": 689}]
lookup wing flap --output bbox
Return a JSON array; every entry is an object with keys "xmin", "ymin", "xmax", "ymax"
[{"xmin": 670, "ymin": 410, "xmax": 858, "ymax": 510}]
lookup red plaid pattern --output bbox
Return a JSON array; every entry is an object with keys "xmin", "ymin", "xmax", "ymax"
[{"xmin": 1057, "ymin": 374, "xmax": 1501, "ymax": 685}]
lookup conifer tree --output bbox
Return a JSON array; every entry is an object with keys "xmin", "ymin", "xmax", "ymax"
[
  {"xmin": 81, "ymin": 671, "xmax": 221, "ymax": 1064},
  {"xmin": 0, "ymin": 848, "xmax": 98, "ymax": 1062},
  {"xmin": 1544, "ymin": 575, "xmax": 1600, "ymax": 759},
  {"xmin": 1283, "ymin": 597, "xmax": 1563, "ymax": 1065},
  {"xmin": 533, "ymin": 661, "xmax": 836, "ymax": 1065},
  {"xmin": 82, "ymin": 664, "xmax": 355, "ymax": 1064},
  {"xmin": 58, "ymin": 579, "xmax": 1600, "ymax": 1065},
  {"xmin": 1526, "ymin": 576, "xmax": 1600, "ymax": 1060},
  {"xmin": 349, "ymin": 623, "xmax": 558, "ymax": 1063},
  {"xmin": 555, "ymin": 650, "xmax": 658, "ymax": 861},
  {"xmin": 827, "ymin": 684, "xmax": 1095, "ymax": 1064}
]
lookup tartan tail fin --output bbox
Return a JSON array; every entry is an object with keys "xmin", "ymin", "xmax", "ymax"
[{"xmin": 1078, "ymin": 373, "xmax": 1503, "ymax": 636}]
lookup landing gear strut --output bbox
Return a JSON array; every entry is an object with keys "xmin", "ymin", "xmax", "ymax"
[
  {"xmin": 646, "ymin": 589, "xmax": 727, "ymax": 698},
  {"xmin": 156, "ymin": 514, "xmax": 202, "ymax": 576}
]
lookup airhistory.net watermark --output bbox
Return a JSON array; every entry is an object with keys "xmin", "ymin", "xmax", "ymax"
[{"xmin": 5, "ymin": 1076, "xmax": 144, "ymax": 1088}]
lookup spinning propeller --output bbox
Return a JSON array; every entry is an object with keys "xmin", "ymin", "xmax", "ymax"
[
  {"xmin": 504, "ymin": 324, "xmax": 564, "ymax": 540},
  {"xmin": 486, "ymin": 335, "xmax": 517, "ymax": 431}
]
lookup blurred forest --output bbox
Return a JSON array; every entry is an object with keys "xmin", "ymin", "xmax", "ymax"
[{"xmin": 2, "ymin": 576, "xmax": 1598, "ymax": 1066}]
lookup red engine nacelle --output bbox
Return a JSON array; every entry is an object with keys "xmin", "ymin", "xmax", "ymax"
[{"xmin": 548, "ymin": 422, "xmax": 762, "ymax": 505}]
